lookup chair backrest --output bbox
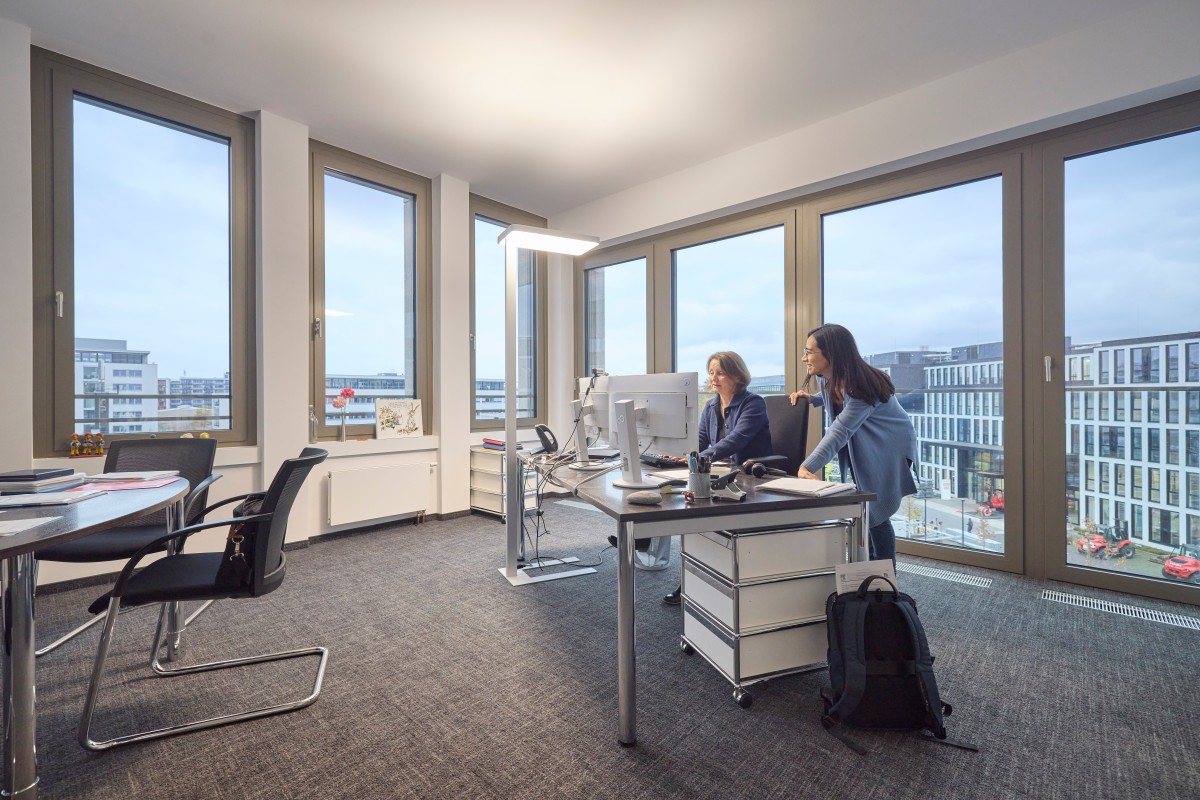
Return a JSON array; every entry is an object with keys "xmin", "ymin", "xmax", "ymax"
[
  {"xmin": 763, "ymin": 394, "xmax": 810, "ymax": 476},
  {"xmin": 104, "ymin": 437, "xmax": 218, "ymax": 527},
  {"xmin": 247, "ymin": 448, "xmax": 328, "ymax": 597}
]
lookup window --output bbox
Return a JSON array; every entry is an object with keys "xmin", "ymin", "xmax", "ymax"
[
  {"xmin": 1131, "ymin": 347, "xmax": 1159, "ymax": 383},
  {"xmin": 470, "ymin": 196, "xmax": 547, "ymax": 428},
  {"xmin": 310, "ymin": 142, "xmax": 431, "ymax": 438},
  {"xmin": 582, "ymin": 256, "xmax": 648, "ymax": 376},
  {"xmin": 1187, "ymin": 343, "xmax": 1199, "ymax": 382},
  {"xmin": 32, "ymin": 49, "xmax": 255, "ymax": 453},
  {"xmin": 1114, "ymin": 349, "xmax": 1125, "ymax": 383}
]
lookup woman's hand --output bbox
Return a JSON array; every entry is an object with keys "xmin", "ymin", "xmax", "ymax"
[
  {"xmin": 797, "ymin": 466, "xmax": 820, "ymax": 480},
  {"xmin": 788, "ymin": 391, "xmax": 809, "ymax": 406}
]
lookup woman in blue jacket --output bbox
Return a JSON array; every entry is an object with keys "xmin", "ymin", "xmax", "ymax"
[{"xmin": 790, "ymin": 324, "xmax": 917, "ymax": 565}]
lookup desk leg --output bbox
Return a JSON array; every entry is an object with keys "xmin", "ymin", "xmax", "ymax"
[
  {"xmin": 163, "ymin": 499, "xmax": 184, "ymax": 662},
  {"xmin": 2, "ymin": 553, "xmax": 40, "ymax": 799},
  {"xmin": 855, "ymin": 500, "xmax": 869, "ymax": 562},
  {"xmin": 617, "ymin": 521, "xmax": 636, "ymax": 747}
]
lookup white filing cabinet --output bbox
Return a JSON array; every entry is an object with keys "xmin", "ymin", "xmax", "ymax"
[
  {"xmin": 680, "ymin": 521, "xmax": 851, "ymax": 708},
  {"xmin": 469, "ymin": 447, "xmax": 537, "ymax": 520}
]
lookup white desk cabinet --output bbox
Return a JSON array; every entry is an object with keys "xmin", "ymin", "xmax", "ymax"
[{"xmin": 469, "ymin": 447, "xmax": 536, "ymax": 520}]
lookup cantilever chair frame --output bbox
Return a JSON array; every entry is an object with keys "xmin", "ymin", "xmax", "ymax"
[{"xmin": 78, "ymin": 449, "xmax": 328, "ymax": 751}]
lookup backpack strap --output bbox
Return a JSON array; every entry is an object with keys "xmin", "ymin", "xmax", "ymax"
[
  {"xmin": 823, "ymin": 594, "xmax": 870, "ymax": 725},
  {"xmin": 893, "ymin": 599, "xmax": 947, "ymax": 739}
]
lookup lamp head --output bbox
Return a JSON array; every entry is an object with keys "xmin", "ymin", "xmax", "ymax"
[{"xmin": 497, "ymin": 224, "xmax": 599, "ymax": 256}]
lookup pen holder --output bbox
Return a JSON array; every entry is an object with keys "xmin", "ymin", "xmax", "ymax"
[{"xmin": 687, "ymin": 472, "xmax": 712, "ymax": 499}]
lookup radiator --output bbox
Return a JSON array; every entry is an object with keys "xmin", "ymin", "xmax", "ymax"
[{"xmin": 327, "ymin": 463, "xmax": 433, "ymax": 526}]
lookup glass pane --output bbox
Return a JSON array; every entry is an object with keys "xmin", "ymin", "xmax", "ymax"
[
  {"xmin": 585, "ymin": 258, "xmax": 647, "ymax": 376},
  {"xmin": 73, "ymin": 96, "xmax": 231, "ymax": 435},
  {"xmin": 824, "ymin": 177, "xmax": 1006, "ymax": 554},
  {"xmin": 1064, "ymin": 129, "xmax": 1200, "ymax": 585},
  {"xmin": 674, "ymin": 227, "xmax": 786, "ymax": 408},
  {"xmin": 323, "ymin": 170, "xmax": 416, "ymax": 427},
  {"xmin": 474, "ymin": 216, "xmax": 536, "ymax": 421}
]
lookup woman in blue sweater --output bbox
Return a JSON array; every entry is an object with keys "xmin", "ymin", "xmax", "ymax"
[{"xmin": 790, "ymin": 324, "xmax": 917, "ymax": 564}]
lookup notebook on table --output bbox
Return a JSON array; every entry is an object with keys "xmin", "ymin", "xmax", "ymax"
[
  {"xmin": 0, "ymin": 488, "xmax": 107, "ymax": 508},
  {"xmin": 758, "ymin": 477, "xmax": 857, "ymax": 497}
]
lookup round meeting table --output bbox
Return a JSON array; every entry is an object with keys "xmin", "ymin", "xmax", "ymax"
[{"xmin": 0, "ymin": 478, "xmax": 188, "ymax": 800}]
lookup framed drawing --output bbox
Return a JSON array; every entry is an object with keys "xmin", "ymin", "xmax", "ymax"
[{"xmin": 375, "ymin": 399, "xmax": 422, "ymax": 439}]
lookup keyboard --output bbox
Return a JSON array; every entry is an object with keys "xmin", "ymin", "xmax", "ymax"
[{"xmin": 640, "ymin": 453, "xmax": 688, "ymax": 469}]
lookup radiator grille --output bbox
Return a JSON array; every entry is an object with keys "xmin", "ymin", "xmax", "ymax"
[
  {"xmin": 1041, "ymin": 589, "xmax": 1200, "ymax": 630},
  {"xmin": 897, "ymin": 562, "xmax": 992, "ymax": 588}
]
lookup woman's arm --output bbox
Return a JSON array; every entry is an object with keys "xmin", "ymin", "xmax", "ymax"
[
  {"xmin": 701, "ymin": 393, "xmax": 767, "ymax": 461},
  {"xmin": 800, "ymin": 395, "xmax": 876, "ymax": 472}
]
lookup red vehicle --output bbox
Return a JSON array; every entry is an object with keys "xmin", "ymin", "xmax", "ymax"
[
  {"xmin": 976, "ymin": 490, "xmax": 1005, "ymax": 517},
  {"xmin": 1075, "ymin": 525, "xmax": 1135, "ymax": 559},
  {"xmin": 1161, "ymin": 543, "xmax": 1200, "ymax": 583}
]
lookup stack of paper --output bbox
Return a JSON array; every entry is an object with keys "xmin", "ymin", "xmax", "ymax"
[
  {"xmin": 758, "ymin": 477, "xmax": 857, "ymax": 497},
  {"xmin": 0, "ymin": 470, "xmax": 87, "ymax": 494},
  {"xmin": 87, "ymin": 471, "xmax": 179, "ymax": 482},
  {"xmin": 0, "ymin": 488, "xmax": 107, "ymax": 508}
]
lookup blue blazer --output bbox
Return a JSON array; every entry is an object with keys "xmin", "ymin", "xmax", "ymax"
[
  {"xmin": 698, "ymin": 389, "xmax": 772, "ymax": 464},
  {"xmin": 801, "ymin": 377, "xmax": 918, "ymax": 526}
]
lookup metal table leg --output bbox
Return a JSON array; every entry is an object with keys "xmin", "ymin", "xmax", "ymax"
[
  {"xmin": 617, "ymin": 520, "xmax": 637, "ymax": 746},
  {"xmin": 3, "ymin": 552, "xmax": 40, "ymax": 799},
  {"xmin": 163, "ymin": 498, "xmax": 183, "ymax": 662}
]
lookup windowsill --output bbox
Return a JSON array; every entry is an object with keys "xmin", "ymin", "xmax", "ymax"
[{"xmin": 317, "ymin": 435, "xmax": 439, "ymax": 458}]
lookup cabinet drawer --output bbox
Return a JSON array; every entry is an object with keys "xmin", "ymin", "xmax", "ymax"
[
  {"xmin": 682, "ymin": 558, "xmax": 833, "ymax": 633},
  {"xmin": 682, "ymin": 603, "xmax": 826, "ymax": 684},
  {"xmin": 470, "ymin": 470, "xmax": 535, "ymax": 494},
  {"xmin": 681, "ymin": 522, "xmax": 849, "ymax": 582}
]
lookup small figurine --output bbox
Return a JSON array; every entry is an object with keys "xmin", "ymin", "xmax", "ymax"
[
  {"xmin": 180, "ymin": 433, "xmax": 194, "ymax": 438},
  {"xmin": 69, "ymin": 433, "xmax": 81, "ymax": 457},
  {"xmin": 83, "ymin": 432, "xmax": 95, "ymax": 456},
  {"xmin": 199, "ymin": 432, "xmax": 210, "ymax": 439},
  {"xmin": 94, "ymin": 432, "xmax": 105, "ymax": 456}
]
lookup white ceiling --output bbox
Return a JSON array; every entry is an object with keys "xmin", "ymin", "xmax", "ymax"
[{"xmin": 0, "ymin": 0, "xmax": 1151, "ymax": 217}]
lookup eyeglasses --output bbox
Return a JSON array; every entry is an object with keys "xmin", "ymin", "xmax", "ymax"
[{"xmin": 802, "ymin": 348, "xmax": 821, "ymax": 357}]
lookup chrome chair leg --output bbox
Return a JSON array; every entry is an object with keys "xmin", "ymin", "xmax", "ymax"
[{"xmin": 80, "ymin": 597, "xmax": 328, "ymax": 751}]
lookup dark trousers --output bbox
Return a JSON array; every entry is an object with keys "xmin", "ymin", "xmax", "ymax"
[{"xmin": 868, "ymin": 519, "xmax": 897, "ymax": 567}]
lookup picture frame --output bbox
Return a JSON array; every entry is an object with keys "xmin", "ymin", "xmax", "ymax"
[{"xmin": 375, "ymin": 399, "xmax": 422, "ymax": 439}]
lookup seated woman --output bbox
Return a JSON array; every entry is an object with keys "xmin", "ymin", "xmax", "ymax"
[{"xmin": 663, "ymin": 351, "xmax": 772, "ymax": 606}]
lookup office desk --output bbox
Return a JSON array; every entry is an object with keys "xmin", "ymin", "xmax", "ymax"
[
  {"xmin": 0, "ymin": 479, "xmax": 189, "ymax": 800},
  {"xmin": 574, "ymin": 472, "xmax": 874, "ymax": 747}
]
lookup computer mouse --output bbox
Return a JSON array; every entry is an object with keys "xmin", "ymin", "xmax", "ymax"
[{"xmin": 627, "ymin": 490, "xmax": 663, "ymax": 505}]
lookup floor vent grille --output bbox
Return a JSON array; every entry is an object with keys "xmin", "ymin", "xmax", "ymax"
[
  {"xmin": 1041, "ymin": 589, "xmax": 1200, "ymax": 630},
  {"xmin": 897, "ymin": 563, "xmax": 992, "ymax": 588}
]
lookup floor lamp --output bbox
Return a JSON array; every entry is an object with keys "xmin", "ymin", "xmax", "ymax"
[{"xmin": 497, "ymin": 224, "xmax": 599, "ymax": 586}]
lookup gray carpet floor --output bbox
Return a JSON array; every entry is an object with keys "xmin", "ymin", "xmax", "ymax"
[{"xmin": 26, "ymin": 498, "xmax": 1200, "ymax": 800}]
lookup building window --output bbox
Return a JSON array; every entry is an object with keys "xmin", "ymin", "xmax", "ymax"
[
  {"xmin": 470, "ymin": 196, "xmax": 547, "ymax": 428},
  {"xmin": 1187, "ymin": 342, "xmax": 1199, "ymax": 382},
  {"xmin": 1131, "ymin": 347, "xmax": 1159, "ymax": 383},
  {"xmin": 1114, "ymin": 349, "xmax": 1125, "ymax": 384},
  {"xmin": 1167, "ymin": 344, "xmax": 1180, "ymax": 382},
  {"xmin": 310, "ymin": 142, "xmax": 431, "ymax": 437},
  {"xmin": 32, "ymin": 49, "xmax": 255, "ymax": 452}
]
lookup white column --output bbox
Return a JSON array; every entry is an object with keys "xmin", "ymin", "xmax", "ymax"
[
  {"xmin": 253, "ymin": 110, "xmax": 314, "ymax": 540},
  {"xmin": 432, "ymin": 175, "xmax": 472, "ymax": 515},
  {"xmin": 0, "ymin": 19, "xmax": 32, "ymax": 472}
]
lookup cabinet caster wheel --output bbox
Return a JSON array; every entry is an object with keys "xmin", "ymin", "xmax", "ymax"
[
  {"xmin": 679, "ymin": 638, "xmax": 695, "ymax": 655},
  {"xmin": 734, "ymin": 688, "xmax": 753, "ymax": 708}
]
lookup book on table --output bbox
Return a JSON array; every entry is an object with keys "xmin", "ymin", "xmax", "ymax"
[
  {"xmin": 0, "ymin": 473, "xmax": 87, "ymax": 493},
  {"xmin": 0, "ymin": 468, "xmax": 75, "ymax": 482},
  {"xmin": 758, "ymin": 477, "xmax": 857, "ymax": 497},
  {"xmin": 0, "ymin": 488, "xmax": 107, "ymax": 508},
  {"xmin": 85, "ymin": 470, "xmax": 179, "ymax": 482}
]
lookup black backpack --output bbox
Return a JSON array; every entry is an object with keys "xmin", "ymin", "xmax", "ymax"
[{"xmin": 820, "ymin": 575, "xmax": 976, "ymax": 754}]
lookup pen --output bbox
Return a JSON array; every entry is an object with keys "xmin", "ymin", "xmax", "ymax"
[{"xmin": 688, "ymin": 451, "xmax": 699, "ymax": 473}]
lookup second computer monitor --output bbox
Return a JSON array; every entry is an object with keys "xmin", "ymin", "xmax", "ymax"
[{"xmin": 607, "ymin": 372, "xmax": 699, "ymax": 488}]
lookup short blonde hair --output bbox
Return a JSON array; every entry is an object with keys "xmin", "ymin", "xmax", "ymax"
[{"xmin": 706, "ymin": 351, "xmax": 752, "ymax": 393}]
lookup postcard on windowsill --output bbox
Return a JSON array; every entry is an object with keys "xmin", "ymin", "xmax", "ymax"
[
  {"xmin": 375, "ymin": 399, "xmax": 423, "ymax": 439},
  {"xmin": 834, "ymin": 560, "xmax": 898, "ymax": 595}
]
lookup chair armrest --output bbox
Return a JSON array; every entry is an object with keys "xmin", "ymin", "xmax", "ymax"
[
  {"xmin": 109, "ymin": 513, "xmax": 273, "ymax": 600},
  {"xmin": 197, "ymin": 491, "xmax": 265, "ymax": 519},
  {"xmin": 183, "ymin": 473, "xmax": 223, "ymax": 523}
]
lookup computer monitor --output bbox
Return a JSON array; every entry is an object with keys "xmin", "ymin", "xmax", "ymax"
[
  {"xmin": 607, "ymin": 372, "xmax": 699, "ymax": 489},
  {"xmin": 568, "ymin": 375, "xmax": 616, "ymax": 470}
]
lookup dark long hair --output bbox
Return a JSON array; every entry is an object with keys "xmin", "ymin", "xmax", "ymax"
[{"xmin": 802, "ymin": 324, "xmax": 894, "ymax": 405}]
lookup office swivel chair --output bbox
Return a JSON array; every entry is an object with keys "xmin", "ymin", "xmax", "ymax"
[
  {"xmin": 35, "ymin": 436, "xmax": 221, "ymax": 657},
  {"xmin": 78, "ymin": 447, "xmax": 329, "ymax": 750},
  {"xmin": 763, "ymin": 394, "xmax": 811, "ymax": 476}
]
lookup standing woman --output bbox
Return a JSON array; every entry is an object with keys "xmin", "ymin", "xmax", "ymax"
[{"xmin": 790, "ymin": 324, "xmax": 917, "ymax": 564}]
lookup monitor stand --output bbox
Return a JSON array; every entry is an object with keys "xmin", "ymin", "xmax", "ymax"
[{"xmin": 611, "ymin": 399, "xmax": 669, "ymax": 489}]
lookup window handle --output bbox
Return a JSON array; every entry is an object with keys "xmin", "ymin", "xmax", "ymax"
[
  {"xmin": 312, "ymin": 317, "xmax": 322, "ymax": 338},
  {"xmin": 1044, "ymin": 355, "xmax": 1053, "ymax": 383},
  {"xmin": 55, "ymin": 291, "xmax": 64, "ymax": 318}
]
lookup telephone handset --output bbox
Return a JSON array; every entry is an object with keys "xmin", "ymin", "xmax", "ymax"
[{"xmin": 533, "ymin": 424, "xmax": 559, "ymax": 455}]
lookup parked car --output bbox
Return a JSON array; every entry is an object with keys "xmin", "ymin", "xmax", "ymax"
[{"xmin": 1161, "ymin": 543, "xmax": 1200, "ymax": 583}]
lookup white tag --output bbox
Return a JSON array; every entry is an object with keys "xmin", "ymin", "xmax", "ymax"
[{"xmin": 834, "ymin": 559, "xmax": 898, "ymax": 595}]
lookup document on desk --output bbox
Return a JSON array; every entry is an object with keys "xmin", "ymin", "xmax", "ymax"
[
  {"xmin": 0, "ymin": 517, "xmax": 59, "ymax": 535},
  {"xmin": 649, "ymin": 467, "xmax": 734, "ymax": 481},
  {"xmin": 0, "ymin": 488, "xmax": 107, "ymax": 508},
  {"xmin": 758, "ymin": 477, "xmax": 857, "ymax": 497},
  {"xmin": 834, "ymin": 559, "xmax": 898, "ymax": 595}
]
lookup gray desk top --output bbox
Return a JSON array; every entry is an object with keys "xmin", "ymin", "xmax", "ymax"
[
  {"xmin": 0, "ymin": 478, "xmax": 189, "ymax": 558},
  {"xmin": 572, "ymin": 470, "xmax": 875, "ymax": 525}
]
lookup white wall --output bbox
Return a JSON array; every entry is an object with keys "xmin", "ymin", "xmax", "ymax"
[{"xmin": 551, "ymin": 0, "xmax": 1200, "ymax": 244}]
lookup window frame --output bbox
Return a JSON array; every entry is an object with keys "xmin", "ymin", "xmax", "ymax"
[
  {"xmin": 31, "ymin": 48, "xmax": 256, "ymax": 455},
  {"xmin": 468, "ymin": 195, "xmax": 548, "ymax": 432},
  {"xmin": 309, "ymin": 141, "xmax": 432, "ymax": 440}
]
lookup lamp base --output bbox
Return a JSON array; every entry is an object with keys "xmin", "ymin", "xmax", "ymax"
[{"xmin": 499, "ymin": 564, "xmax": 597, "ymax": 586}]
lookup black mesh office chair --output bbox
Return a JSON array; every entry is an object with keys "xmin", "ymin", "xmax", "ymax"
[
  {"xmin": 35, "ymin": 437, "xmax": 221, "ymax": 657},
  {"xmin": 78, "ymin": 447, "xmax": 328, "ymax": 751},
  {"xmin": 763, "ymin": 394, "xmax": 811, "ymax": 476}
]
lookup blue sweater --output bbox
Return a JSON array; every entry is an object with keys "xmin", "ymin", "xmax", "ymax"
[
  {"xmin": 698, "ymin": 390, "xmax": 772, "ymax": 464},
  {"xmin": 801, "ymin": 377, "xmax": 918, "ymax": 526}
]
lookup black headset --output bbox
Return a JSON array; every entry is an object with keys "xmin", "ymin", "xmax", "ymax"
[{"xmin": 741, "ymin": 459, "xmax": 789, "ymax": 478}]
